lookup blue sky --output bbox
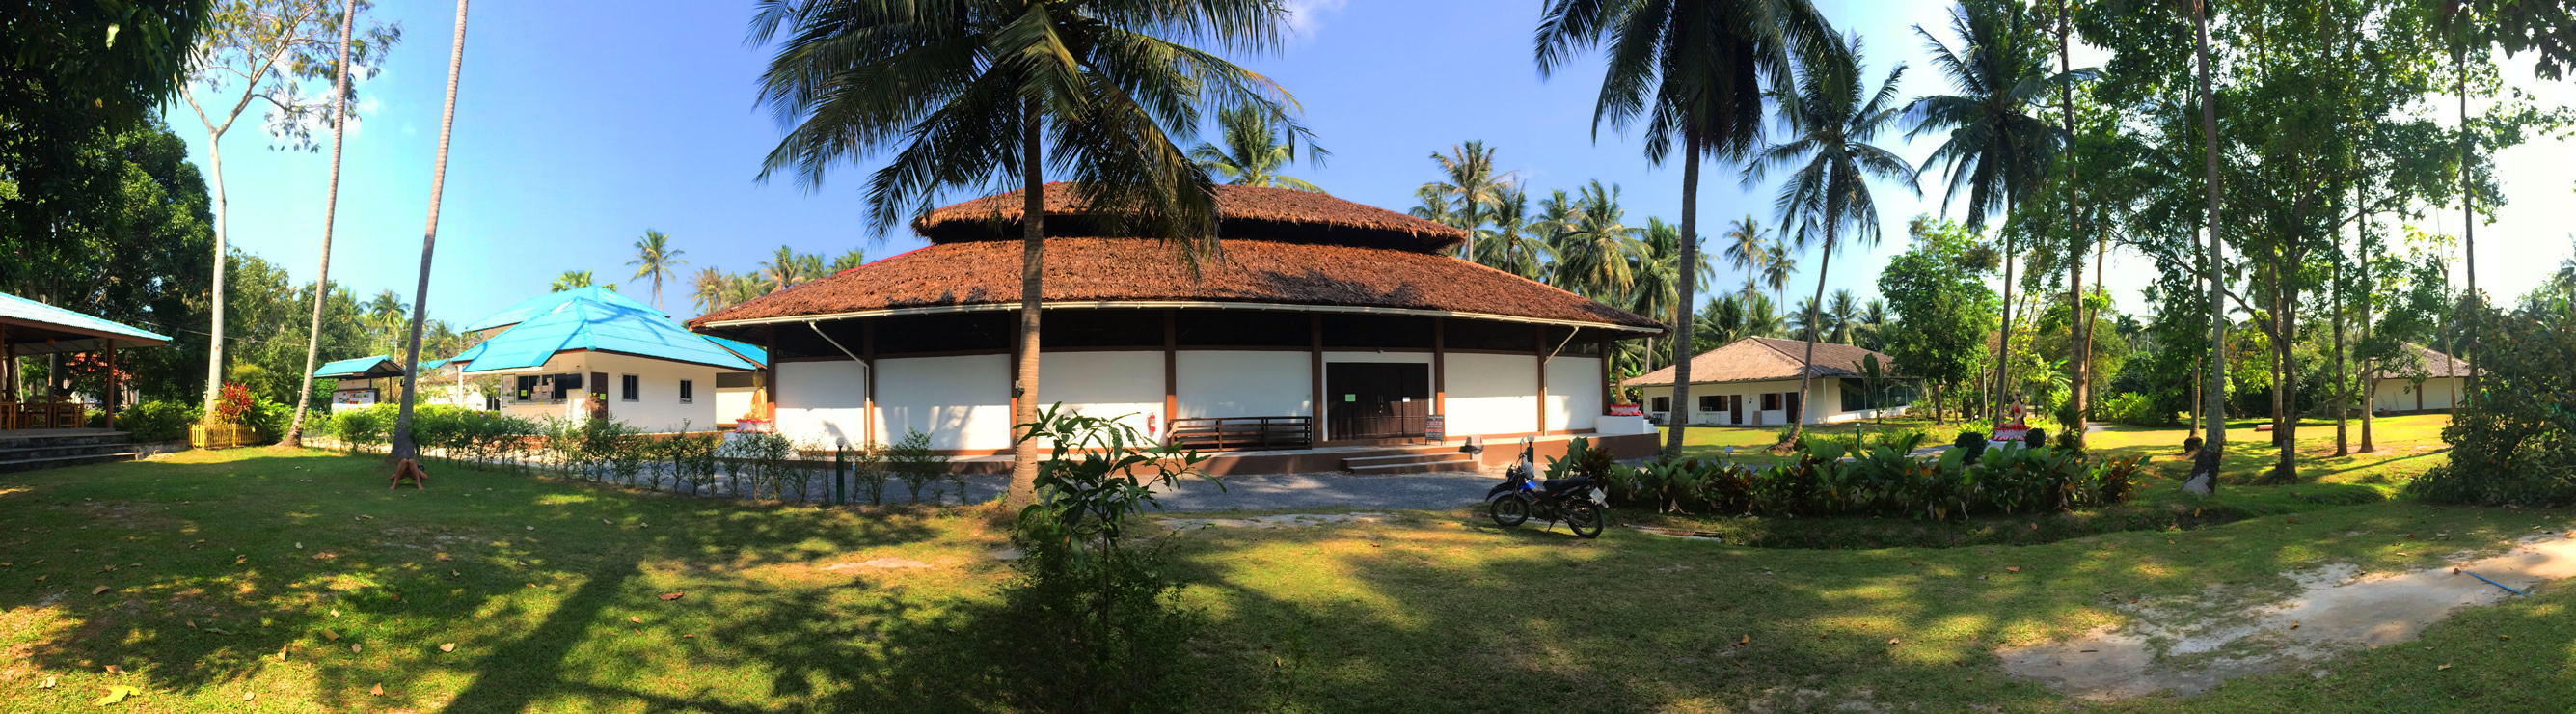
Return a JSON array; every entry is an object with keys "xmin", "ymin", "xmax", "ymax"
[{"xmin": 169, "ymin": 0, "xmax": 2576, "ymax": 334}]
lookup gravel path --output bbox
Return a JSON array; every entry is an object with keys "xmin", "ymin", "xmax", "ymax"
[{"xmin": 1149, "ymin": 471, "xmax": 1499, "ymax": 512}]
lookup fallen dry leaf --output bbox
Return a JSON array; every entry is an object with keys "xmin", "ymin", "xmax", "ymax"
[
  {"xmin": 241, "ymin": 691, "xmax": 254, "ymax": 701},
  {"xmin": 322, "ymin": 629, "xmax": 339, "ymax": 641},
  {"xmin": 350, "ymin": 644, "xmax": 362, "ymax": 653},
  {"xmin": 39, "ymin": 676, "xmax": 56, "ymax": 689},
  {"xmin": 104, "ymin": 665, "xmax": 123, "ymax": 675},
  {"xmin": 2438, "ymin": 663, "xmax": 2453, "ymax": 671},
  {"xmin": 2291, "ymin": 621, "xmax": 2301, "ymax": 630},
  {"xmin": 369, "ymin": 683, "xmax": 384, "ymax": 696},
  {"xmin": 660, "ymin": 591, "xmax": 685, "ymax": 601},
  {"xmin": 1887, "ymin": 638, "xmax": 1902, "ymax": 645},
  {"xmin": 91, "ymin": 586, "xmax": 108, "ymax": 595},
  {"xmin": 1739, "ymin": 634, "xmax": 1749, "ymax": 645},
  {"xmin": 629, "ymin": 617, "xmax": 641, "ymax": 624},
  {"xmin": 94, "ymin": 684, "xmax": 139, "ymax": 705},
  {"xmin": 438, "ymin": 643, "xmax": 455, "ymax": 653},
  {"xmin": 2005, "ymin": 566, "xmax": 2021, "ymax": 573},
  {"xmin": 682, "ymin": 634, "xmax": 696, "ymax": 639}
]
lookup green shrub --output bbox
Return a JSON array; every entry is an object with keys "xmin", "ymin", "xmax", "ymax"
[
  {"xmin": 2409, "ymin": 302, "xmax": 2576, "ymax": 505},
  {"xmin": 1613, "ymin": 438, "xmax": 2140, "ymax": 521},
  {"xmin": 2099, "ymin": 391, "xmax": 2166, "ymax": 426},
  {"xmin": 884, "ymin": 430, "xmax": 950, "ymax": 505},
  {"xmin": 117, "ymin": 400, "xmax": 200, "ymax": 442}
]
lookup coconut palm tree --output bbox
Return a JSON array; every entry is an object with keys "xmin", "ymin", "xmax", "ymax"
[
  {"xmin": 388, "ymin": 0, "xmax": 470, "ymax": 464},
  {"xmin": 283, "ymin": 0, "xmax": 364, "ymax": 449},
  {"xmin": 829, "ymin": 248, "xmax": 867, "ymax": 274},
  {"xmin": 1742, "ymin": 291, "xmax": 1785, "ymax": 338},
  {"xmin": 1857, "ymin": 297, "xmax": 1889, "ymax": 350},
  {"xmin": 1407, "ymin": 184, "xmax": 1457, "ymax": 226},
  {"xmin": 1760, "ymin": 242, "xmax": 1799, "ymax": 304},
  {"xmin": 752, "ymin": 0, "xmax": 1305, "ymax": 509},
  {"xmin": 627, "ymin": 229, "xmax": 687, "ymax": 309},
  {"xmin": 1629, "ymin": 217, "xmax": 1712, "ymax": 371},
  {"xmin": 1191, "ymin": 104, "xmax": 1327, "ymax": 192},
  {"xmin": 1695, "ymin": 294, "xmax": 1746, "ymax": 351},
  {"xmin": 1423, "ymin": 141, "xmax": 1513, "ymax": 257},
  {"xmin": 1550, "ymin": 180, "xmax": 1644, "ymax": 302},
  {"xmin": 1787, "ymin": 295, "xmax": 1823, "ymax": 342},
  {"xmin": 1826, "ymin": 288, "xmax": 1860, "ymax": 344},
  {"xmin": 1474, "ymin": 184, "xmax": 1556, "ymax": 280},
  {"xmin": 1747, "ymin": 36, "xmax": 1919, "ymax": 443},
  {"xmin": 551, "ymin": 270, "xmax": 594, "ymax": 292},
  {"xmin": 690, "ymin": 266, "xmax": 730, "ymax": 315},
  {"xmin": 723, "ymin": 274, "xmax": 766, "ymax": 308},
  {"xmin": 1723, "ymin": 215, "xmax": 1772, "ymax": 298},
  {"xmin": 759, "ymin": 246, "xmax": 805, "ymax": 293},
  {"xmin": 1535, "ymin": 0, "xmax": 1843, "ymax": 458},
  {"xmin": 1905, "ymin": 0, "xmax": 2060, "ymax": 419}
]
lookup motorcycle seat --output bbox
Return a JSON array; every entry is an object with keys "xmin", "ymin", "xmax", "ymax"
[{"xmin": 1540, "ymin": 477, "xmax": 1593, "ymax": 494}]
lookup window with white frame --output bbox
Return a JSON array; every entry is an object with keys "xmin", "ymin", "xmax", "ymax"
[
  {"xmin": 620, "ymin": 374, "xmax": 640, "ymax": 401},
  {"xmin": 679, "ymin": 379, "xmax": 694, "ymax": 404}
]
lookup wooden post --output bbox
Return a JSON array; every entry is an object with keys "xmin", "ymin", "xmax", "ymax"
[
  {"xmin": 1598, "ymin": 338, "xmax": 1613, "ymax": 415},
  {"xmin": 1162, "ymin": 309, "xmax": 1178, "ymax": 437},
  {"xmin": 104, "ymin": 340, "xmax": 116, "ymax": 430},
  {"xmin": 861, "ymin": 319, "xmax": 877, "ymax": 446},
  {"xmin": 1533, "ymin": 325, "xmax": 1548, "ymax": 435},
  {"xmin": 1431, "ymin": 317, "xmax": 1447, "ymax": 417},
  {"xmin": 1310, "ymin": 314, "xmax": 1324, "ymax": 441}
]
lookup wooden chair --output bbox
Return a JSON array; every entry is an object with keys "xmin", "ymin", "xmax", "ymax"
[
  {"xmin": 0, "ymin": 401, "xmax": 15, "ymax": 429},
  {"xmin": 56, "ymin": 401, "xmax": 83, "ymax": 428}
]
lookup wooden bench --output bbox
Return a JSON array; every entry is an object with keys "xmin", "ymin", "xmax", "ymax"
[{"xmin": 1168, "ymin": 416, "xmax": 1313, "ymax": 452}]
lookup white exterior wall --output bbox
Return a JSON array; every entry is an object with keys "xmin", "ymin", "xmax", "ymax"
[
  {"xmin": 1039, "ymin": 350, "xmax": 1163, "ymax": 433},
  {"xmin": 1545, "ymin": 355, "xmax": 1600, "ymax": 432},
  {"xmin": 775, "ymin": 360, "xmax": 869, "ymax": 447},
  {"xmin": 715, "ymin": 386, "xmax": 755, "ymax": 426},
  {"xmin": 877, "ymin": 354, "xmax": 1013, "ymax": 451},
  {"xmin": 2373, "ymin": 377, "xmax": 2460, "ymax": 412},
  {"xmin": 1445, "ymin": 352, "xmax": 1538, "ymax": 436},
  {"xmin": 1176, "ymin": 350, "xmax": 1310, "ymax": 419},
  {"xmin": 492, "ymin": 352, "xmax": 735, "ymax": 432},
  {"xmin": 1647, "ymin": 378, "xmax": 1895, "ymax": 426}
]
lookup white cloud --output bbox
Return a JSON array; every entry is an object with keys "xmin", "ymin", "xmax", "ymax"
[{"xmin": 1283, "ymin": 0, "xmax": 1347, "ymax": 41}]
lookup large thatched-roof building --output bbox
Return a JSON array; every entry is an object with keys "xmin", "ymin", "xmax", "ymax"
[{"xmin": 688, "ymin": 184, "xmax": 1663, "ymax": 473}]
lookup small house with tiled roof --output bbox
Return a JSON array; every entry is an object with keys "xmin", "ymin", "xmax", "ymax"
[
  {"xmin": 2368, "ymin": 343, "xmax": 2476, "ymax": 414},
  {"xmin": 444, "ymin": 288, "xmax": 765, "ymax": 431},
  {"xmin": 687, "ymin": 184, "xmax": 1665, "ymax": 460},
  {"xmin": 1621, "ymin": 337, "xmax": 1912, "ymax": 426}
]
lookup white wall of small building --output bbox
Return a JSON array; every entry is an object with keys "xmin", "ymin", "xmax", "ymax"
[
  {"xmin": 488, "ymin": 352, "xmax": 738, "ymax": 432},
  {"xmin": 1641, "ymin": 377, "xmax": 1907, "ymax": 426},
  {"xmin": 2373, "ymin": 377, "xmax": 2460, "ymax": 412}
]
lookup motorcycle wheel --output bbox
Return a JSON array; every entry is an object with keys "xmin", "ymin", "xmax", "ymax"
[
  {"xmin": 1489, "ymin": 495, "xmax": 1531, "ymax": 528},
  {"xmin": 1564, "ymin": 501, "xmax": 1605, "ymax": 539}
]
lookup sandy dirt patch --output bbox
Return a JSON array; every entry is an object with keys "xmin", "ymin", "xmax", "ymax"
[{"xmin": 2004, "ymin": 535, "xmax": 2576, "ymax": 700}]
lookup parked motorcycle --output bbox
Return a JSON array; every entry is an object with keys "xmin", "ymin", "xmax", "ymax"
[{"xmin": 1484, "ymin": 438, "xmax": 1607, "ymax": 538}]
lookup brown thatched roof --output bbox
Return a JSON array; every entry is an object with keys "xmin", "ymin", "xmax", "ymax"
[
  {"xmin": 911, "ymin": 182, "xmax": 1468, "ymax": 253},
  {"xmin": 689, "ymin": 236, "xmax": 1662, "ymax": 332},
  {"xmin": 2366, "ymin": 343, "xmax": 2479, "ymax": 380},
  {"xmin": 1622, "ymin": 337, "xmax": 1898, "ymax": 387}
]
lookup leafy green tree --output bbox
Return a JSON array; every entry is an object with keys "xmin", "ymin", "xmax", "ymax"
[
  {"xmin": 1825, "ymin": 288, "xmax": 1859, "ymax": 344},
  {"xmin": 179, "ymin": 0, "xmax": 399, "ymax": 415},
  {"xmin": 1422, "ymin": 141, "xmax": 1512, "ymax": 258},
  {"xmin": 1759, "ymin": 241, "xmax": 1799, "ymax": 304},
  {"xmin": 1629, "ymin": 217, "xmax": 1713, "ymax": 371},
  {"xmin": 0, "ymin": 121, "xmax": 216, "ymax": 402},
  {"xmin": 1191, "ymin": 105, "xmax": 1326, "ymax": 192},
  {"xmin": 1722, "ymin": 215, "xmax": 1770, "ymax": 298},
  {"xmin": 1535, "ymin": 0, "xmax": 1843, "ymax": 459},
  {"xmin": 285, "ymin": 1, "xmax": 372, "ymax": 447},
  {"xmin": 689, "ymin": 266, "xmax": 731, "ymax": 315},
  {"xmin": 828, "ymin": 247, "xmax": 867, "ymax": 274},
  {"xmin": 551, "ymin": 270, "xmax": 595, "ymax": 292},
  {"xmin": 1, "ymin": 2, "xmax": 206, "ymax": 292},
  {"xmin": 1878, "ymin": 216, "xmax": 1997, "ymax": 423},
  {"xmin": 627, "ymin": 230, "xmax": 688, "ymax": 309},
  {"xmin": 750, "ymin": 0, "xmax": 1306, "ymax": 508},
  {"xmin": 1748, "ymin": 36, "xmax": 1918, "ymax": 443}
]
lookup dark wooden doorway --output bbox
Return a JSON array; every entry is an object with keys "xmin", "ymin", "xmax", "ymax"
[{"xmin": 1325, "ymin": 362, "xmax": 1430, "ymax": 441}]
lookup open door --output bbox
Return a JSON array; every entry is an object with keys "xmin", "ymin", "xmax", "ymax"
[
  {"xmin": 1786, "ymin": 392, "xmax": 1803, "ymax": 425},
  {"xmin": 589, "ymin": 371, "xmax": 610, "ymax": 421}
]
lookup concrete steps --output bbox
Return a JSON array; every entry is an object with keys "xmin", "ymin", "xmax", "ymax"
[
  {"xmin": 1342, "ymin": 451, "xmax": 1478, "ymax": 475},
  {"xmin": 0, "ymin": 431, "xmax": 143, "ymax": 474}
]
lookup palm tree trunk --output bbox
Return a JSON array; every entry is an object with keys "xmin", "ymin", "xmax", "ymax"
[
  {"xmin": 284, "ymin": 1, "xmax": 359, "ymax": 449},
  {"xmin": 1788, "ymin": 229, "xmax": 1833, "ymax": 446},
  {"xmin": 201, "ymin": 132, "xmax": 230, "ymax": 414},
  {"xmin": 1002, "ymin": 106, "xmax": 1045, "ymax": 509},
  {"xmin": 1995, "ymin": 223, "xmax": 2016, "ymax": 422},
  {"xmin": 389, "ymin": 0, "xmax": 469, "ymax": 464},
  {"xmin": 2057, "ymin": 0, "xmax": 2087, "ymax": 438},
  {"xmin": 2457, "ymin": 45, "xmax": 2478, "ymax": 407},
  {"xmin": 1663, "ymin": 130, "xmax": 1699, "ymax": 459},
  {"xmin": 2195, "ymin": 0, "xmax": 2227, "ymax": 462}
]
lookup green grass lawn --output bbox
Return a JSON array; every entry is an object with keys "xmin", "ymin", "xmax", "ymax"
[
  {"xmin": 6, "ymin": 435, "xmax": 2571, "ymax": 712},
  {"xmin": 1662, "ymin": 413, "xmax": 2454, "ymax": 484}
]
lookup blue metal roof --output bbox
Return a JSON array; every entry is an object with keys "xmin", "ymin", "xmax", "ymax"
[
  {"xmin": 446, "ymin": 288, "xmax": 762, "ymax": 373},
  {"xmin": 458, "ymin": 287, "xmax": 667, "ymax": 333},
  {"xmin": 0, "ymin": 291, "xmax": 173, "ymax": 354},
  {"xmin": 312, "ymin": 354, "xmax": 405, "ymax": 379}
]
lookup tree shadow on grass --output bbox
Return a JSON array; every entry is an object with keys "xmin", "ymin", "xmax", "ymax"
[{"xmin": 0, "ymin": 450, "xmax": 949, "ymax": 709}]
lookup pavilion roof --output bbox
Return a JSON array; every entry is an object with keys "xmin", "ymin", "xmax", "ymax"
[
  {"xmin": 312, "ymin": 355, "xmax": 407, "ymax": 380},
  {"xmin": 449, "ymin": 288, "xmax": 765, "ymax": 373},
  {"xmin": 0, "ymin": 291, "xmax": 172, "ymax": 355}
]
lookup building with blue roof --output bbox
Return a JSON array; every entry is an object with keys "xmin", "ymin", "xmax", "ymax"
[{"xmin": 445, "ymin": 288, "xmax": 765, "ymax": 431}]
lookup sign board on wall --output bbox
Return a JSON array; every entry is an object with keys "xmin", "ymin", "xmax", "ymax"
[{"xmin": 331, "ymin": 388, "xmax": 379, "ymax": 410}]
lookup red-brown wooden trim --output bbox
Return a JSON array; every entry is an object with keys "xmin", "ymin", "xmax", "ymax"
[
  {"xmin": 104, "ymin": 339, "xmax": 116, "ymax": 430},
  {"xmin": 861, "ymin": 318, "xmax": 877, "ymax": 446},
  {"xmin": 1432, "ymin": 317, "xmax": 1447, "ymax": 418},
  {"xmin": 1533, "ymin": 325, "xmax": 1548, "ymax": 433},
  {"xmin": 1162, "ymin": 310, "xmax": 1178, "ymax": 434},
  {"xmin": 1597, "ymin": 338, "xmax": 1613, "ymax": 414},
  {"xmin": 1309, "ymin": 314, "xmax": 1324, "ymax": 439}
]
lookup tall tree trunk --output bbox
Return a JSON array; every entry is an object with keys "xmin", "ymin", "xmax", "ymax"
[
  {"xmin": 2057, "ymin": 0, "xmax": 2087, "ymax": 438},
  {"xmin": 2457, "ymin": 45, "xmax": 2478, "ymax": 407},
  {"xmin": 2190, "ymin": 0, "xmax": 2228, "ymax": 493},
  {"xmin": 389, "ymin": 0, "xmax": 469, "ymax": 463},
  {"xmin": 2359, "ymin": 192, "xmax": 2375, "ymax": 453},
  {"xmin": 202, "ymin": 135, "xmax": 230, "ymax": 413},
  {"xmin": 1787, "ymin": 229, "xmax": 1833, "ymax": 446},
  {"xmin": 1002, "ymin": 107, "xmax": 1046, "ymax": 509},
  {"xmin": 2273, "ymin": 279, "xmax": 2297, "ymax": 482},
  {"xmin": 1663, "ymin": 130, "xmax": 1699, "ymax": 458},
  {"xmin": 2333, "ymin": 227, "xmax": 2347, "ymax": 457},
  {"xmin": 1996, "ymin": 202, "xmax": 2017, "ymax": 422},
  {"xmin": 285, "ymin": 0, "xmax": 360, "ymax": 448}
]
